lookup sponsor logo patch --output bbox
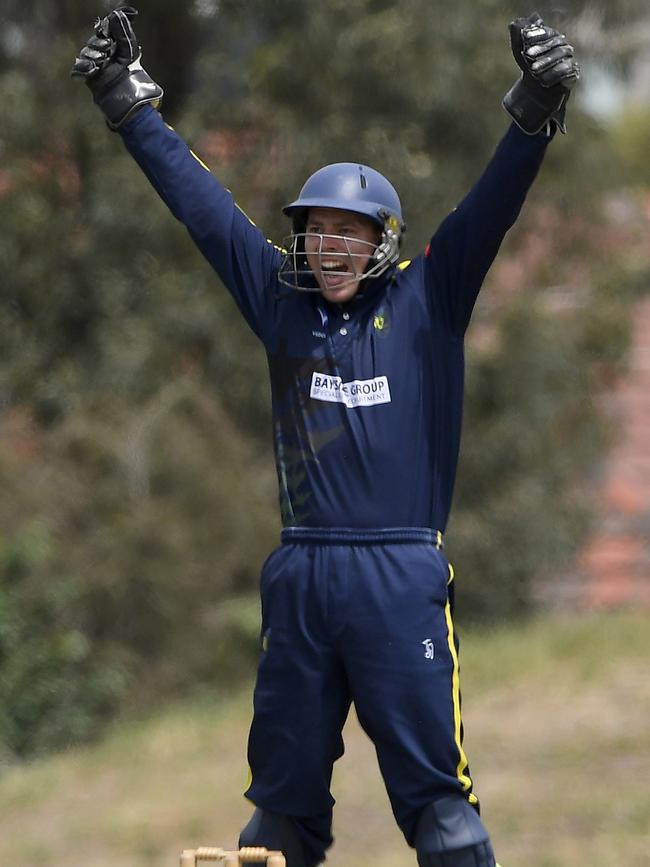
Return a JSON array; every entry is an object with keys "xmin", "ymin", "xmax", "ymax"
[{"xmin": 310, "ymin": 373, "xmax": 391, "ymax": 408}]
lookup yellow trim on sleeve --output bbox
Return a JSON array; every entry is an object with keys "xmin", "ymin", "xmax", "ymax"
[
  {"xmin": 190, "ymin": 149, "xmax": 212, "ymax": 173},
  {"xmin": 163, "ymin": 130, "xmax": 283, "ymax": 251}
]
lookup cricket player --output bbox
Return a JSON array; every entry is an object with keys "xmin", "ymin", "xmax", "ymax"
[{"xmin": 73, "ymin": 7, "xmax": 579, "ymax": 867}]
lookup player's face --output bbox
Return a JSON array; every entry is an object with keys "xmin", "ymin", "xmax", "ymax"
[{"xmin": 304, "ymin": 208, "xmax": 380, "ymax": 304}]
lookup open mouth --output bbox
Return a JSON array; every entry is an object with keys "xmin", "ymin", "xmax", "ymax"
[
  {"xmin": 319, "ymin": 260, "xmax": 354, "ymax": 289},
  {"xmin": 320, "ymin": 260, "xmax": 350, "ymax": 274}
]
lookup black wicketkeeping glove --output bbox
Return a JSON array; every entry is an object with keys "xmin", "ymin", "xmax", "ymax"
[
  {"xmin": 72, "ymin": 5, "xmax": 163, "ymax": 130},
  {"xmin": 503, "ymin": 12, "xmax": 580, "ymax": 135}
]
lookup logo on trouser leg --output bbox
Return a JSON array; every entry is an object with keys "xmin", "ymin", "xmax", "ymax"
[{"xmin": 422, "ymin": 639, "xmax": 435, "ymax": 660}]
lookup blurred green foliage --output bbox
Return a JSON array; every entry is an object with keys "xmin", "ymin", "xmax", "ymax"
[
  {"xmin": 0, "ymin": 0, "xmax": 648, "ymax": 759},
  {"xmin": 611, "ymin": 108, "xmax": 650, "ymax": 187}
]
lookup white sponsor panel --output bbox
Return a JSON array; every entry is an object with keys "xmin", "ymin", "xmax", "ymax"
[{"xmin": 310, "ymin": 372, "xmax": 391, "ymax": 408}]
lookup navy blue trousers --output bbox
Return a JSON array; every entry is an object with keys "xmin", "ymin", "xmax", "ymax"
[{"xmin": 244, "ymin": 530, "xmax": 479, "ymax": 864}]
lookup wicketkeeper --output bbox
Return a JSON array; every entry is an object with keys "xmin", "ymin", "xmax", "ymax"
[{"xmin": 73, "ymin": 8, "xmax": 579, "ymax": 867}]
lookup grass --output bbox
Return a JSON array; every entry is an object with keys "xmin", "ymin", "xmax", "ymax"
[{"xmin": 0, "ymin": 610, "xmax": 649, "ymax": 866}]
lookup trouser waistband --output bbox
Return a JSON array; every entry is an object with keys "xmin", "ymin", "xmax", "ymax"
[{"xmin": 280, "ymin": 526, "xmax": 444, "ymax": 548}]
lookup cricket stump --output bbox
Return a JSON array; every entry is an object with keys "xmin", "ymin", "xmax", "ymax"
[{"xmin": 180, "ymin": 847, "xmax": 286, "ymax": 867}]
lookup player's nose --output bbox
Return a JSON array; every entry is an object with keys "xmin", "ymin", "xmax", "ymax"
[{"xmin": 323, "ymin": 235, "xmax": 345, "ymax": 252}]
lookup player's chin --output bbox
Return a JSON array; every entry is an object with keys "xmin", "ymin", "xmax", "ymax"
[{"xmin": 319, "ymin": 277, "xmax": 361, "ymax": 304}]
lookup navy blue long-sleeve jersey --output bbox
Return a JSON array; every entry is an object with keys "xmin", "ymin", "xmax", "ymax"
[{"xmin": 121, "ymin": 107, "xmax": 549, "ymax": 532}]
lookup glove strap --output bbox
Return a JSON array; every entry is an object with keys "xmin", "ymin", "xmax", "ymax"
[
  {"xmin": 503, "ymin": 76, "xmax": 569, "ymax": 136},
  {"xmin": 90, "ymin": 62, "xmax": 164, "ymax": 130}
]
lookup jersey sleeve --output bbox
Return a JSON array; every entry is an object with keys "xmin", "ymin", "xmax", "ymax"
[
  {"xmin": 119, "ymin": 106, "xmax": 282, "ymax": 344},
  {"xmin": 425, "ymin": 122, "xmax": 551, "ymax": 335}
]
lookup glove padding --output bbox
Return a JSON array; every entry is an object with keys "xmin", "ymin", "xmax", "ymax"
[
  {"xmin": 72, "ymin": 6, "xmax": 163, "ymax": 130},
  {"xmin": 503, "ymin": 12, "xmax": 580, "ymax": 135}
]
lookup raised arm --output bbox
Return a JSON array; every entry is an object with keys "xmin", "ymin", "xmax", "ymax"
[
  {"xmin": 426, "ymin": 12, "xmax": 580, "ymax": 335},
  {"xmin": 72, "ymin": 5, "xmax": 281, "ymax": 344}
]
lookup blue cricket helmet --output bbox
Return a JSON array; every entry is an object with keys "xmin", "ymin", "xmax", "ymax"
[
  {"xmin": 283, "ymin": 162, "xmax": 404, "ymax": 228},
  {"xmin": 282, "ymin": 163, "xmax": 404, "ymax": 230},
  {"xmin": 278, "ymin": 162, "xmax": 405, "ymax": 291}
]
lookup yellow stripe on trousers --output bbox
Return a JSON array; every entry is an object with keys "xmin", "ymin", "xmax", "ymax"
[{"xmin": 444, "ymin": 583, "xmax": 478, "ymax": 805}]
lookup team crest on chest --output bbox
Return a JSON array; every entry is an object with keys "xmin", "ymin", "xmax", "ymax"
[{"xmin": 373, "ymin": 307, "xmax": 391, "ymax": 336}]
